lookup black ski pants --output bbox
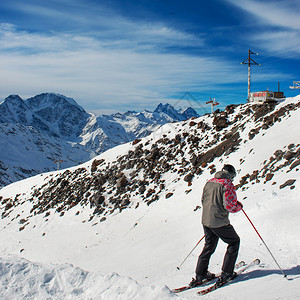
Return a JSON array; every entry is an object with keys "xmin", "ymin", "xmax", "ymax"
[{"xmin": 195, "ymin": 224, "xmax": 240, "ymax": 279}]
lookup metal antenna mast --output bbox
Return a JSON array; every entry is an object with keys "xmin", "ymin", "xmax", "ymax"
[{"xmin": 241, "ymin": 50, "xmax": 260, "ymax": 101}]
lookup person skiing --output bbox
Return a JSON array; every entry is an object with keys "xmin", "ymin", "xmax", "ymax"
[{"xmin": 189, "ymin": 164, "xmax": 243, "ymax": 288}]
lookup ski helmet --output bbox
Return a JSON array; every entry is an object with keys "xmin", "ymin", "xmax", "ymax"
[{"xmin": 222, "ymin": 164, "xmax": 236, "ymax": 179}]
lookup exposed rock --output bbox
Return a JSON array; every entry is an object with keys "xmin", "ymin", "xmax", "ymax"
[
  {"xmin": 238, "ymin": 174, "xmax": 250, "ymax": 188},
  {"xmin": 248, "ymin": 128, "xmax": 259, "ymax": 140},
  {"xmin": 290, "ymin": 159, "xmax": 300, "ymax": 170},
  {"xmin": 165, "ymin": 193, "xmax": 173, "ymax": 199},
  {"xmin": 132, "ymin": 139, "xmax": 142, "ymax": 145},
  {"xmin": 249, "ymin": 170, "xmax": 259, "ymax": 181},
  {"xmin": 279, "ymin": 179, "xmax": 296, "ymax": 189},
  {"xmin": 194, "ymin": 205, "xmax": 201, "ymax": 211},
  {"xmin": 91, "ymin": 159, "xmax": 104, "ymax": 173},
  {"xmin": 116, "ymin": 175, "xmax": 129, "ymax": 190},
  {"xmin": 253, "ymin": 103, "xmax": 276, "ymax": 121},
  {"xmin": 175, "ymin": 134, "xmax": 181, "ymax": 142},
  {"xmin": 274, "ymin": 150, "xmax": 283, "ymax": 157},
  {"xmin": 138, "ymin": 186, "xmax": 146, "ymax": 194},
  {"xmin": 5, "ymin": 202, "xmax": 13, "ymax": 210},
  {"xmin": 284, "ymin": 151, "xmax": 296, "ymax": 161},
  {"xmin": 225, "ymin": 104, "xmax": 238, "ymax": 114},
  {"xmin": 146, "ymin": 188, "xmax": 155, "ymax": 198},
  {"xmin": 190, "ymin": 154, "xmax": 200, "ymax": 167},
  {"xmin": 184, "ymin": 173, "xmax": 194, "ymax": 182},
  {"xmin": 90, "ymin": 192, "xmax": 105, "ymax": 207},
  {"xmin": 213, "ymin": 115, "xmax": 228, "ymax": 131},
  {"xmin": 265, "ymin": 173, "xmax": 274, "ymax": 182},
  {"xmin": 197, "ymin": 132, "xmax": 241, "ymax": 165}
]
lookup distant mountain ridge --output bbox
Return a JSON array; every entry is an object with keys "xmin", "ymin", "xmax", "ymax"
[
  {"xmin": 0, "ymin": 92, "xmax": 199, "ymax": 186},
  {"xmin": 0, "ymin": 93, "xmax": 89, "ymax": 139}
]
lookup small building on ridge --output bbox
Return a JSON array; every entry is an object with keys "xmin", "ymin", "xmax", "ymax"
[{"xmin": 249, "ymin": 90, "xmax": 285, "ymax": 104}]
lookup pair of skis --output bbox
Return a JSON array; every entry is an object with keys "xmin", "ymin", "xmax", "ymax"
[{"xmin": 172, "ymin": 258, "xmax": 260, "ymax": 296}]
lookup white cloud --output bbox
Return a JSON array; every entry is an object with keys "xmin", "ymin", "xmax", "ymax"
[
  {"xmin": 252, "ymin": 30, "xmax": 300, "ymax": 56},
  {"xmin": 6, "ymin": 0, "xmax": 204, "ymax": 51},
  {"xmin": 0, "ymin": 16, "xmax": 288, "ymax": 112},
  {"xmin": 0, "ymin": 23, "xmax": 234, "ymax": 110},
  {"xmin": 225, "ymin": 0, "xmax": 300, "ymax": 30},
  {"xmin": 224, "ymin": 0, "xmax": 300, "ymax": 56}
]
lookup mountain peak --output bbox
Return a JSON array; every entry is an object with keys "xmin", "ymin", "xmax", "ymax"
[
  {"xmin": 154, "ymin": 102, "xmax": 199, "ymax": 120},
  {"xmin": 3, "ymin": 94, "xmax": 24, "ymax": 104},
  {"xmin": 0, "ymin": 95, "xmax": 30, "ymax": 124},
  {"xmin": 180, "ymin": 107, "xmax": 198, "ymax": 119},
  {"xmin": 26, "ymin": 92, "xmax": 85, "ymax": 112},
  {"xmin": 154, "ymin": 103, "xmax": 176, "ymax": 113}
]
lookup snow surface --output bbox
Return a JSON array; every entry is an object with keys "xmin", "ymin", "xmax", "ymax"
[
  {"xmin": 0, "ymin": 96, "xmax": 300, "ymax": 299},
  {"xmin": 0, "ymin": 123, "xmax": 94, "ymax": 187}
]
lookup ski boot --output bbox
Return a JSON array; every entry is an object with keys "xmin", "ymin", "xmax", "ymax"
[
  {"xmin": 215, "ymin": 271, "xmax": 237, "ymax": 287},
  {"xmin": 189, "ymin": 271, "xmax": 216, "ymax": 287}
]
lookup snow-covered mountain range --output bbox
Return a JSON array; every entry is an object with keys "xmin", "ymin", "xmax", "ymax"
[
  {"xmin": 0, "ymin": 93, "xmax": 199, "ymax": 187},
  {"xmin": 0, "ymin": 95, "xmax": 299, "ymax": 299}
]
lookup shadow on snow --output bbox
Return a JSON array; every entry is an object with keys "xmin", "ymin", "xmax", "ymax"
[{"xmin": 235, "ymin": 265, "xmax": 300, "ymax": 283}]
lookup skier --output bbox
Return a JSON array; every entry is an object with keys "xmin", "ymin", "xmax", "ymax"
[{"xmin": 189, "ymin": 164, "xmax": 243, "ymax": 288}]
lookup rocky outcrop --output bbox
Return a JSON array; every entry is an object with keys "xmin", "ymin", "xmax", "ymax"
[
  {"xmin": 213, "ymin": 112, "xmax": 229, "ymax": 131},
  {"xmin": 236, "ymin": 144, "xmax": 300, "ymax": 190},
  {"xmin": 280, "ymin": 179, "xmax": 296, "ymax": 189}
]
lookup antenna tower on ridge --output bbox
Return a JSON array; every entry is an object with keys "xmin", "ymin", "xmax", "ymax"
[{"xmin": 241, "ymin": 50, "xmax": 261, "ymax": 101}]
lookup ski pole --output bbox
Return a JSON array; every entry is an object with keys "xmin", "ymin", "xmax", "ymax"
[
  {"xmin": 177, "ymin": 235, "xmax": 205, "ymax": 270},
  {"xmin": 242, "ymin": 208, "xmax": 287, "ymax": 278}
]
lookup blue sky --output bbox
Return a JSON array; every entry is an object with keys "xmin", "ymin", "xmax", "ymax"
[{"xmin": 0, "ymin": 0, "xmax": 299, "ymax": 114}]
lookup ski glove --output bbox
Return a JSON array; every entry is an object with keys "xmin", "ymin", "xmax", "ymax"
[{"xmin": 237, "ymin": 201, "xmax": 243, "ymax": 209}]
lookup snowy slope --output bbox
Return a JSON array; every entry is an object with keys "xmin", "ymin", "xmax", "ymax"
[
  {"xmin": 0, "ymin": 123, "xmax": 94, "ymax": 187},
  {"xmin": 0, "ymin": 96, "xmax": 300, "ymax": 299}
]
